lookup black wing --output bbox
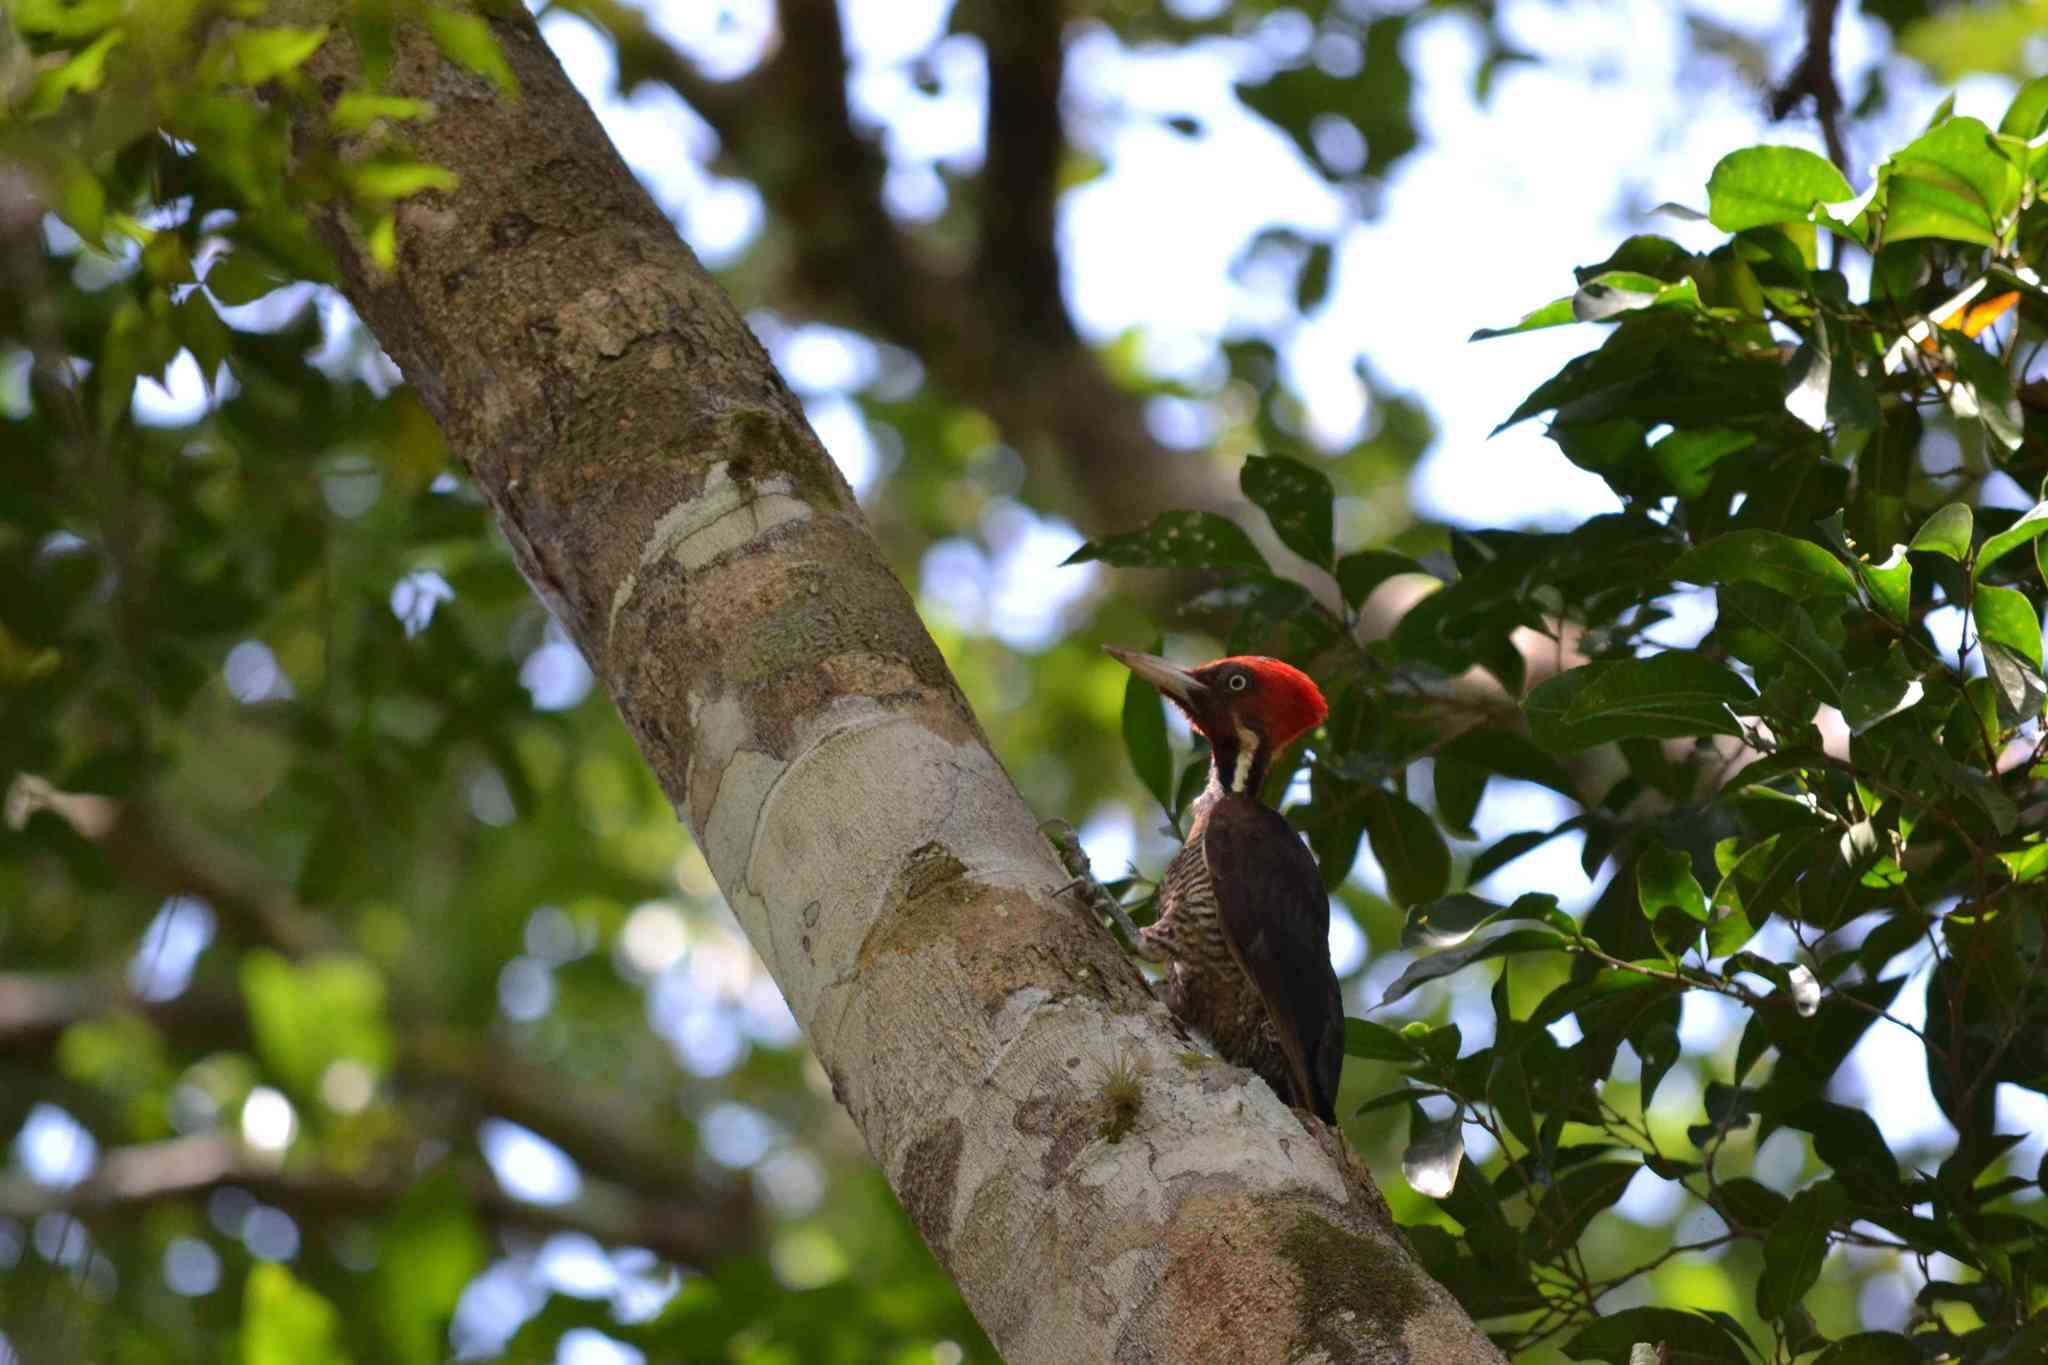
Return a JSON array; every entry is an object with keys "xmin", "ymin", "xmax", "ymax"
[{"xmin": 1202, "ymin": 796, "xmax": 1344, "ymax": 1123}]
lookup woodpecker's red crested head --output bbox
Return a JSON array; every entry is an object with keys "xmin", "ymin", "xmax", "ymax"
[{"xmin": 1106, "ymin": 647, "xmax": 1327, "ymax": 777}]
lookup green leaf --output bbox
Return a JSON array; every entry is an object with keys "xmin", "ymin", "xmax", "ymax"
[
  {"xmin": 1908, "ymin": 8, "xmax": 2048, "ymax": 81},
  {"xmin": 1471, "ymin": 295, "xmax": 1576, "ymax": 340},
  {"xmin": 1526, "ymin": 1161, "xmax": 1638, "ymax": 1260},
  {"xmin": 1064, "ymin": 510, "xmax": 1269, "ymax": 573},
  {"xmin": 1403, "ymin": 891, "xmax": 1566, "ymax": 950},
  {"xmin": 1725, "ymin": 951, "xmax": 1821, "ymax": 1016},
  {"xmin": 232, "ymin": 25, "xmax": 330, "ymax": 84},
  {"xmin": 1240, "ymin": 455, "xmax": 1335, "ymax": 570},
  {"xmin": 1757, "ymin": 1181, "xmax": 1848, "ymax": 1320},
  {"xmin": 1362, "ymin": 790, "xmax": 1450, "ymax": 908},
  {"xmin": 376, "ymin": 1175, "xmax": 487, "ymax": 1365},
  {"xmin": 1942, "ymin": 332, "xmax": 2025, "ymax": 453},
  {"xmin": 1296, "ymin": 240, "xmax": 1333, "ymax": 311},
  {"xmin": 1998, "ymin": 839, "xmax": 2048, "ymax": 884},
  {"xmin": 1526, "ymin": 654, "xmax": 1755, "ymax": 752},
  {"xmin": 1402, "ymin": 1106, "xmax": 1466, "ymax": 1198},
  {"xmin": 331, "ymin": 92, "xmax": 436, "ymax": 133},
  {"xmin": 241, "ymin": 1264, "xmax": 352, "ymax": 1365},
  {"xmin": 1672, "ymin": 530, "xmax": 1858, "ymax": 602},
  {"xmin": 25, "ymin": 28, "xmax": 123, "ymax": 117},
  {"xmin": 426, "ymin": 8, "xmax": 517, "ymax": 95},
  {"xmin": 1974, "ymin": 583, "xmax": 2043, "ymax": 670},
  {"xmin": 1653, "ymin": 428, "xmax": 1753, "ymax": 499},
  {"xmin": 1779, "ymin": 1101, "xmax": 1901, "ymax": 1194},
  {"xmin": 1859, "ymin": 546, "xmax": 1912, "ymax": 625},
  {"xmin": 175, "ymin": 292, "xmax": 233, "ymax": 379},
  {"xmin": 1343, "ymin": 1017, "xmax": 1418, "ymax": 1062},
  {"xmin": 1431, "ymin": 756, "xmax": 1484, "ymax": 838},
  {"xmin": 1470, "ymin": 825, "xmax": 1569, "ymax": 883},
  {"xmin": 1706, "ymin": 146, "xmax": 1853, "ymax": 233},
  {"xmin": 1334, "ymin": 550, "xmax": 1425, "ymax": 610},
  {"xmin": 1812, "ymin": 1332, "xmax": 1923, "ymax": 1365},
  {"xmin": 207, "ymin": 251, "xmax": 294, "ymax": 306},
  {"xmin": 1974, "ymin": 583, "xmax": 2046, "ymax": 724},
  {"xmin": 2000, "ymin": 74, "xmax": 2048, "ymax": 139},
  {"xmin": 55, "ymin": 163, "xmax": 106, "ymax": 241},
  {"xmin": 1437, "ymin": 727, "xmax": 1578, "ymax": 798},
  {"xmin": 14, "ymin": 0, "xmax": 126, "ymax": 39},
  {"xmin": 1638, "ymin": 840, "xmax": 1707, "ymax": 923},
  {"xmin": 1708, "ymin": 828, "xmax": 1827, "ymax": 956},
  {"xmin": 1974, "ymin": 500, "xmax": 2048, "ymax": 581},
  {"xmin": 1716, "ymin": 582, "xmax": 1847, "ymax": 705},
  {"xmin": 1571, "ymin": 271, "xmax": 1702, "ymax": 322},
  {"xmin": 1566, "ymin": 1307, "xmax": 1751, "ymax": 1365},
  {"xmin": 1840, "ymin": 661, "xmax": 1925, "ymax": 734},
  {"xmin": 1996, "ymin": 73, "xmax": 2048, "ymax": 179},
  {"xmin": 241, "ymin": 951, "xmax": 394, "ymax": 1098},
  {"xmin": 1909, "ymin": 502, "xmax": 1973, "ymax": 560},
  {"xmin": 1783, "ymin": 321, "xmax": 1878, "ymax": 438},
  {"xmin": 1120, "ymin": 654, "xmax": 1175, "ymax": 817},
  {"xmin": 348, "ymin": 160, "xmax": 460, "ymax": 203},
  {"xmin": 1882, "ymin": 116, "xmax": 2021, "ymax": 246},
  {"xmin": 1380, "ymin": 928, "xmax": 1567, "ymax": 1006}
]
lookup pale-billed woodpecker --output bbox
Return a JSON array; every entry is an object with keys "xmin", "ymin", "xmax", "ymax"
[{"xmin": 1083, "ymin": 647, "xmax": 1344, "ymax": 1124}]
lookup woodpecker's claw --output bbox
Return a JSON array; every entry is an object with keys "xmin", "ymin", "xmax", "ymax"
[{"xmin": 1040, "ymin": 819, "xmax": 1164, "ymax": 960}]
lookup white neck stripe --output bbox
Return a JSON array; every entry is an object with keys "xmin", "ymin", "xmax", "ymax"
[{"xmin": 1230, "ymin": 721, "xmax": 1260, "ymax": 794}]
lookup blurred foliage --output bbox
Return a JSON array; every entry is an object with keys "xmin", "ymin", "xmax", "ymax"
[
  {"xmin": 1081, "ymin": 74, "xmax": 2048, "ymax": 1365},
  {"xmin": 2, "ymin": 0, "xmax": 2044, "ymax": 1363}
]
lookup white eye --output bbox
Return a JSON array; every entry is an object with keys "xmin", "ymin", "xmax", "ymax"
[{"xmin": 1227, "ymin": 674, "xmax": 1249, "ymax": 692}]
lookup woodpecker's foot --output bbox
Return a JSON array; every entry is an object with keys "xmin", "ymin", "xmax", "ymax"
[{"xmin": 1040, "ymin": 819, "xmax": 1164, "ymax": 960}]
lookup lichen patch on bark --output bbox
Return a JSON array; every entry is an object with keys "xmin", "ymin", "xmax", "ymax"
[
  {"xmin": 858, "ymin": 840, "xmax": 977, "ymax": 971},
  {"xmin": 607, "ymin": 458, "xmax": 812, "ymax": 637},
  {"xmin": 1279, "ymin": 1212, "xmax": 1427, "ymax": 1363},
  {"xmin": 1130, "ymin": 1189, "xmax": 1308, "ymax": 1365},
  {"xmin": 897, "ymin": 1117, "xmax": 966, "ymax": 1260}
]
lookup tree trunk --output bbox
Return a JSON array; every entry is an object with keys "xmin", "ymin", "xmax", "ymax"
[{"xmin": 290, "ymin": 13, "xmax": 1506, "ymax": 1363}]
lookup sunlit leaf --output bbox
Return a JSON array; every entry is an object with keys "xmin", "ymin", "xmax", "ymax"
[
  {"xmin": 1343, "ymin": 1018, "xmax": 1418, "ymax": 1062},
  {"xmin": 331, "ymin": 92, "xmax": 436, "ymax": 133},
  {"xmin": 241, "ymin": 951, "xmax": 394, "ymax": 1097},
  {"xmin": 348, "ymin": 159, "xmax": 460, "ymax": 203},
  {"xmin": 242, "ymin": 1264, "xmax": 352, "ymax": 1365},
  {"xmin": 1471, "ymin": 295, "xmax": 1576, "ymax": 340},
  {"xmin": 1974, "ymin": 501, "xmax": 2048, "ymax": 581},
  {"xmin": 25, "ymin": 29, "xmax": 123, "ymax": 117},
  {"xmin": 1672, "ymin": 530, "xmax": 1858, "ymax": 601},
  {"xmin": 1706, "ymin": 146, "xmax": 1853, "ymax": 235},
  {"xmin": 1402, "ymin": 891, "xmax": 1566, "ymax": 950},
  {"xmin": 376, "ymin": 1176, "xmax": 487, "ymax": 1365},
  {"xmin": 1941, "ymin": 332, "xmax": 2025, "ymax": 452},
  {"xmin": 1380, "ymin": 928, "xmax": 1567, "ymax": 1006},
  {"xmin": 1402, "ymin": 1107, "xmax": 1465, "ymax": 1199},
  {"xmin": 1240, "ymin": 455, "xmax": 1335, "ymax": 570},
  {"xmin": 1908, "ymin": 502, "xmax": 1973, "ymax": 560},
  {"xmin": 1064, "ymin": 510, "xmax": 1269, "ymax": 573},
  {"xmin": 1882, "ymin": 117, "xmax": 2020, "ymax": 246},
  {"xmin": 232, "ymin": 25, "xmax": 330, "ymax": 84},
  {"xmin": 427, "ymin": 8, "xmax": 517, "ymax": 95},
  {"xmin": 1526, "ymin": 654, "xmax": 1755, "ymax": 752},
  {"xmin": 1637, "ymin": 840, "xmax": 1706, "ymax": 924}
]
